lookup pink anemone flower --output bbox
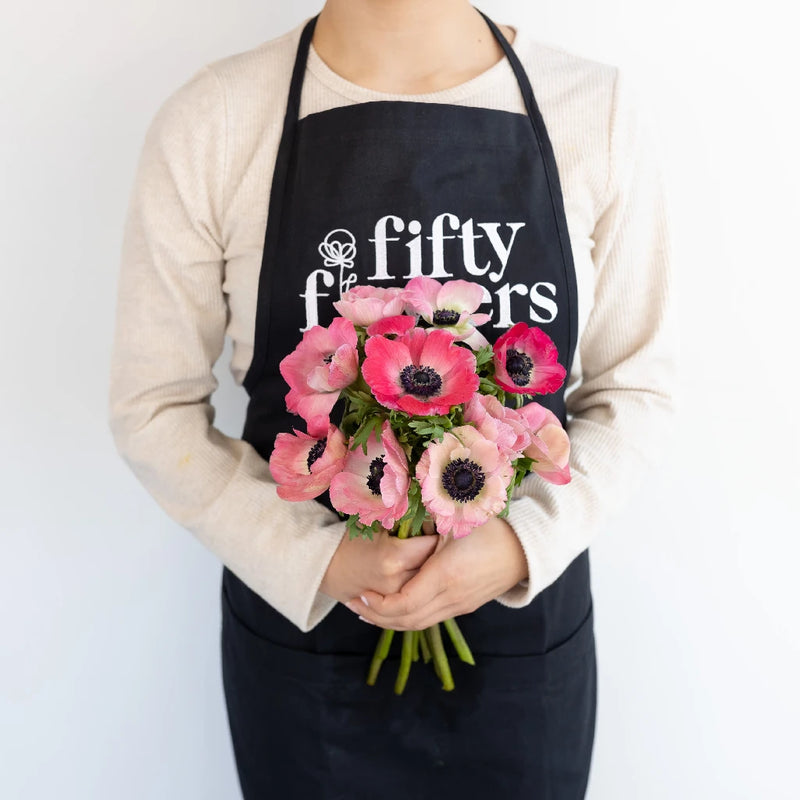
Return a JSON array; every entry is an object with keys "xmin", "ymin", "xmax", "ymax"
[
  {"xmin": 268, "ymin": 424, "xmax": 347, "ymax": 501},
  {"xmin": 517, "ymin": 403, "xmax": 571, "ymax": 485},
  {"xmin": 332, "ymin": 286, "xmax": 406, "ymax": 328},
  {"xmin": 492, "ymin": 322, "xmax": 566, "ymax": 395},
  {"xmin": 463, "ymin": 393, "xmax": 531, "ymax": 459},
  {"xmin": 416, "ymin": 425, "xmax": 513, "ymax": 539},
  {"xmin": 361, "ymin": 327, "xmax": 479, "ymax": 416},
  {"xmin": 279, "ymin": 317, "xmax": 359, "ymax": 437},
  {"xmin": 329, "ymin": 421, "xmax": 410, "ymax": 529},
  {"xmin": 402, "ymin": 276, "xmax": 491, "ymax": 349}
]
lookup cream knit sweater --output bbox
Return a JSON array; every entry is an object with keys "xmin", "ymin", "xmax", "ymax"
[{"xmin": 108, "ymin": 16, "xmax": 675, "ymax": 632}]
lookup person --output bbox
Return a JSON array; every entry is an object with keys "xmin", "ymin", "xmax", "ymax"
[{"xmin": 108, "ymin": 1, "xmax": 675, "ymax": 797}]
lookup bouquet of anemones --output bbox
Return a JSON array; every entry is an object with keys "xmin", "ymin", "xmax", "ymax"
[{"xmin": 269, "ymin": 277, "xmax": 572, "ymax": 694}]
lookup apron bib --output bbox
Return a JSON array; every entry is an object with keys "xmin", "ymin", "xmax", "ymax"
[{"xmin": 221, "ymin": 9, "xmax": 596, "ymax": 798}]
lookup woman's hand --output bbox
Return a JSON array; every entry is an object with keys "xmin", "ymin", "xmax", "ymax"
[
  {"xmin": 344, "ymin": 517, "xmax": 528, "ymax": 630},
  {"xmin": 319, "ymin": 526, "xmax": 439, "ymax": 605}
]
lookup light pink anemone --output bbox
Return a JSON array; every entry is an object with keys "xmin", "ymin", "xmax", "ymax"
[
  {"xmin": 463, "ymin": 393, "xmax": 531, "ymax": 459},
  {"xmin": 268, "ymin": 424, "xmax": 347, "ymax": 501},
  {"xmin": 492, "ymin": 322, "xmax": 566, "ymax": 395},
  {"xmin": 329, "ymin": 421, "xmax": 410, "ymax": 529},
  {"xmin": 402, "ymin": 276, "xmax": 491, "ymax": 349},
  {"xmin": 279, "ymin": 317, "xmax": 359, "ymax": 437},
  {"xmin": 416, "ymin": 425, "xmax": 513, "ymax": 539},
  {"xmin": 361, "ymin": 327, "xmax": 479, "ymax": 416},
  {"xmin": 517, "ymin": 403, "xmax": 571, "ymax": 485},
  {"xmin": 333, "ymin": 286, "xmax": 406, "ymax": 328}
]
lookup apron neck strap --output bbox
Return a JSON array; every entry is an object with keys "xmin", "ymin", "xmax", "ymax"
[{"xmin": 285, "ymin": 8, "xmax": 539, "ymax": 129}]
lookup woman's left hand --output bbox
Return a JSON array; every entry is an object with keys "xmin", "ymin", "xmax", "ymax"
[{"xmin": 344, "ymin": 516, "xmax": 528, "ymax": 631}]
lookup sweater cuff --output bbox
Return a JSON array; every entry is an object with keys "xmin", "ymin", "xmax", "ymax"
[
  {"xmin": 302, "ymin": 522, "xmax": 348, "ymax": 630},
  {"xmin": 492, "ymin": 495, "xmax": 562, "ymax": 609}
]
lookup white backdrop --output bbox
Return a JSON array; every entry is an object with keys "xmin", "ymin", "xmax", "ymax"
[{"xmin": 2, "ymin": 1, "xmax": 798, "ymax": 797}]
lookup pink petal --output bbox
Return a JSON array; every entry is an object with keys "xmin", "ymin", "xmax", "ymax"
[
  {"xmin": 417, "ymin": 328, "xmax": 462, "ymax": 375},
  {"xmin": 290, "ymin": 389, "xmax": 340, "ymax": 431},
  {"xmin": 328, "ymin": 316, "xmax": 358, "ymax": 347},
  {"xmin": 362, "ymin": 336, "xmax": 410, "ymax": 403},
  {"xmin": 402, "ymin": 276, "xmax": 441, "ymax": 318},
  {"xmin": 436, "ymin": 279, "xmax": 485, "ymax": 313},
  {"xmin": 327, "ymin": 343, "xmax": 360, "ymax": 388},
  {"xmin": 524, "ymin": 424, "xmax": 571, "ymax": 485},
  {"xmin": 366, "ymin": 315, "xmax": 416, "ymax": 337},
  {"xmin": 517, "ymin": 402, "xmax": 560, "ymax": 433},
  {"xmin": 400, "ymin": 327, "xmax": 430, "ymax": 364}
]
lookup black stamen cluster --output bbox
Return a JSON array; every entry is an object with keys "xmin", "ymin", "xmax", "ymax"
[
  {"xmin": 399, "ymin": 365, "xmax": 443, "ymax": 398},
  {"xmin": 366, "ymin": 456, "xmax": 386, "ymax": 496},
  {"xmin": 441, "ymin": 458, "xmax": 486, "ymax": 502},
  {"xmin": 505, "ymin": 348, "xmax": 534, "ymax": 386},
  {"xmin": 432, "ymin": 309, "xmax": 460, "ymax": 326},
  {"xmin": 306, "ymin": 438, "xmax": 327, "ymax": 471}
]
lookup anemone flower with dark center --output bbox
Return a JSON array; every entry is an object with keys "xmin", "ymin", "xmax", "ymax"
[
  {"xmin": 329, "ymin": 421, "xmax": 410, "ymax": 530},
  {"xmin": 492, "ymin": 322, "xmax": 566, "ymax": 395},
  {"xmin": 416, "ymin": 425, "xmax": 513, "ymax": 539},
  {"xmin": 402, "ymin": 276, "xmax": 491, "ymax": 349},
  {"xmin": 268, "ymin": 423, "xmax": 347, "ymax": 501},
  {"xmin": 362, "ymin": 327, "xmax": 479, "ymax": 416}
]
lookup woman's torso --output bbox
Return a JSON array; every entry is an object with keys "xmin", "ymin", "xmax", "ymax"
[{"xmin": 212, "ymin": 19, "xmax": 615, "ymax": 399}]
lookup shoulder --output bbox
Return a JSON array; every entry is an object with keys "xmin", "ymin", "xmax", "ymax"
[
  {"xmin": 204, "ymin": 18, "xmax": 308, "ymax": 111},
  {"xmin": 514, "ymin": 29, "xmax": 619, "ymax": 129},
  {"xmin": 148, "ymin": 18, "xmax": 307, "ymax": 132},
  {"xmin": 511, "ymin": 29, "xmax": 654, "ymax": 212},
  {"xmin": 515, "ymin": 30, "xmax": 653, "ymax": 154}
]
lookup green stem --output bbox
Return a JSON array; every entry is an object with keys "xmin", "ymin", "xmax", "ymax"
[
  {"xmin": 366, "ymin": 628, "xmax": 395, "ymax": 686},
  {"xmin": 411, "ymin": 629, "xmax": 420, "ymax": 662},
  {"xmin": 394, "ymin": 630, "xmax": 415, "ymax": 695},
  {"xmin": 443, "ymin": 618, "xmax": 475, "ymax": 666},
  {"xmin": 395, "ymin": 518, "xmax": 412, "ymax": 539},
  {"xmin": 419, "ymin": 629, "xmax": 432, "ymax": 663},
  {"xmin": 379, "ymin": 629, "xmax": 395, "ymax": 659},
  {"xmin": 427, "ymin": 623, "xmax": 455, "ymax": 691}
]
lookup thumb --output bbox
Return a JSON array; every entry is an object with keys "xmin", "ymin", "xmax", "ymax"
[{"xmin": 394, "ymin": 532, "xmax": 439, "ymax": 569}]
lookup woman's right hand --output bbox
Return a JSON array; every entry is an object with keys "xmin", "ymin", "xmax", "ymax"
[{"xmin": 319, "ymin": 528, "xmax": 439, "ymax": 606}]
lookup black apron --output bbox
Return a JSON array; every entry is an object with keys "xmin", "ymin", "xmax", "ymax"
[{"xmin": 221, "ymin": 9, "xmax": 596, "ymax": 798}]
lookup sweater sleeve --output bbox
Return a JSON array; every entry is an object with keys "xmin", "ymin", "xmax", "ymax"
[
  {"xmin": 494, "ymin": 67, "xmax": 677, "ymax": 608},
  {"xmin": 108, "ymin": 64, "xmax": 346, "ymax": 632}
]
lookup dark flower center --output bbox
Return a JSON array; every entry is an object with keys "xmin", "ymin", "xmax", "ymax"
[
  {"xmin": 399, "ymin": 365, "xmax": 443, "ymax": 398},
  {"xmin": 366, "ymin": 456, "xmax": 386, "ymax": 496},
  {"xmin": 441, "ymin": 458, "xmax": 486, "ymax": 502},
  {"xmin": 432, "ymin": 309, "xmax": 460, "ymax": 326},
  {"xmin": 322, "ymin": 353, "xmax": 334, "ymax": 364},
  {"xmin": 306, "ymin": 438, "xmax": 327, "ymax": 471},
  {"xmin": 505, "ymin": 348, "xmax": 534, "ymax": 387}
]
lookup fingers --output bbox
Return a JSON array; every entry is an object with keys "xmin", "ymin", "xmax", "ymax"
[
  {"xmin": 381, "ymin": 567, "xmax": 421, "ymax": 597},
  {"xmin": 350, "ymin": 594, "xmax": 460, "ymax": 631},
  {"xmin": 383, "ymin": 531, "xmax": 438, "ymax": 571},
  {"xmin": 358, "ymin": 557, "xmax": 449, "ymax": 629}
]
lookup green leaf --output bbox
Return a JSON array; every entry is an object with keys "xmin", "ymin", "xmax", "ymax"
[
  {"xmin": 474, "ymin": 345, "xmax": 494, "ymax": 367},
  {"xmin": 346, "ymin": 514, "xmax": 374, "ymax": 541},
  {"xmin": 408, "ymin": 493, "xmax": 429, "ymax": 537},
  {"xmin": 349, "ymin": 414, "xmax": 384, "ymax": 454}
]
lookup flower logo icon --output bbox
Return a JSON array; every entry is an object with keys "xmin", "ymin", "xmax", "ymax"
[{"xmin": 318, "ymin": 228, "xmax": 358, "ymax": 298}]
